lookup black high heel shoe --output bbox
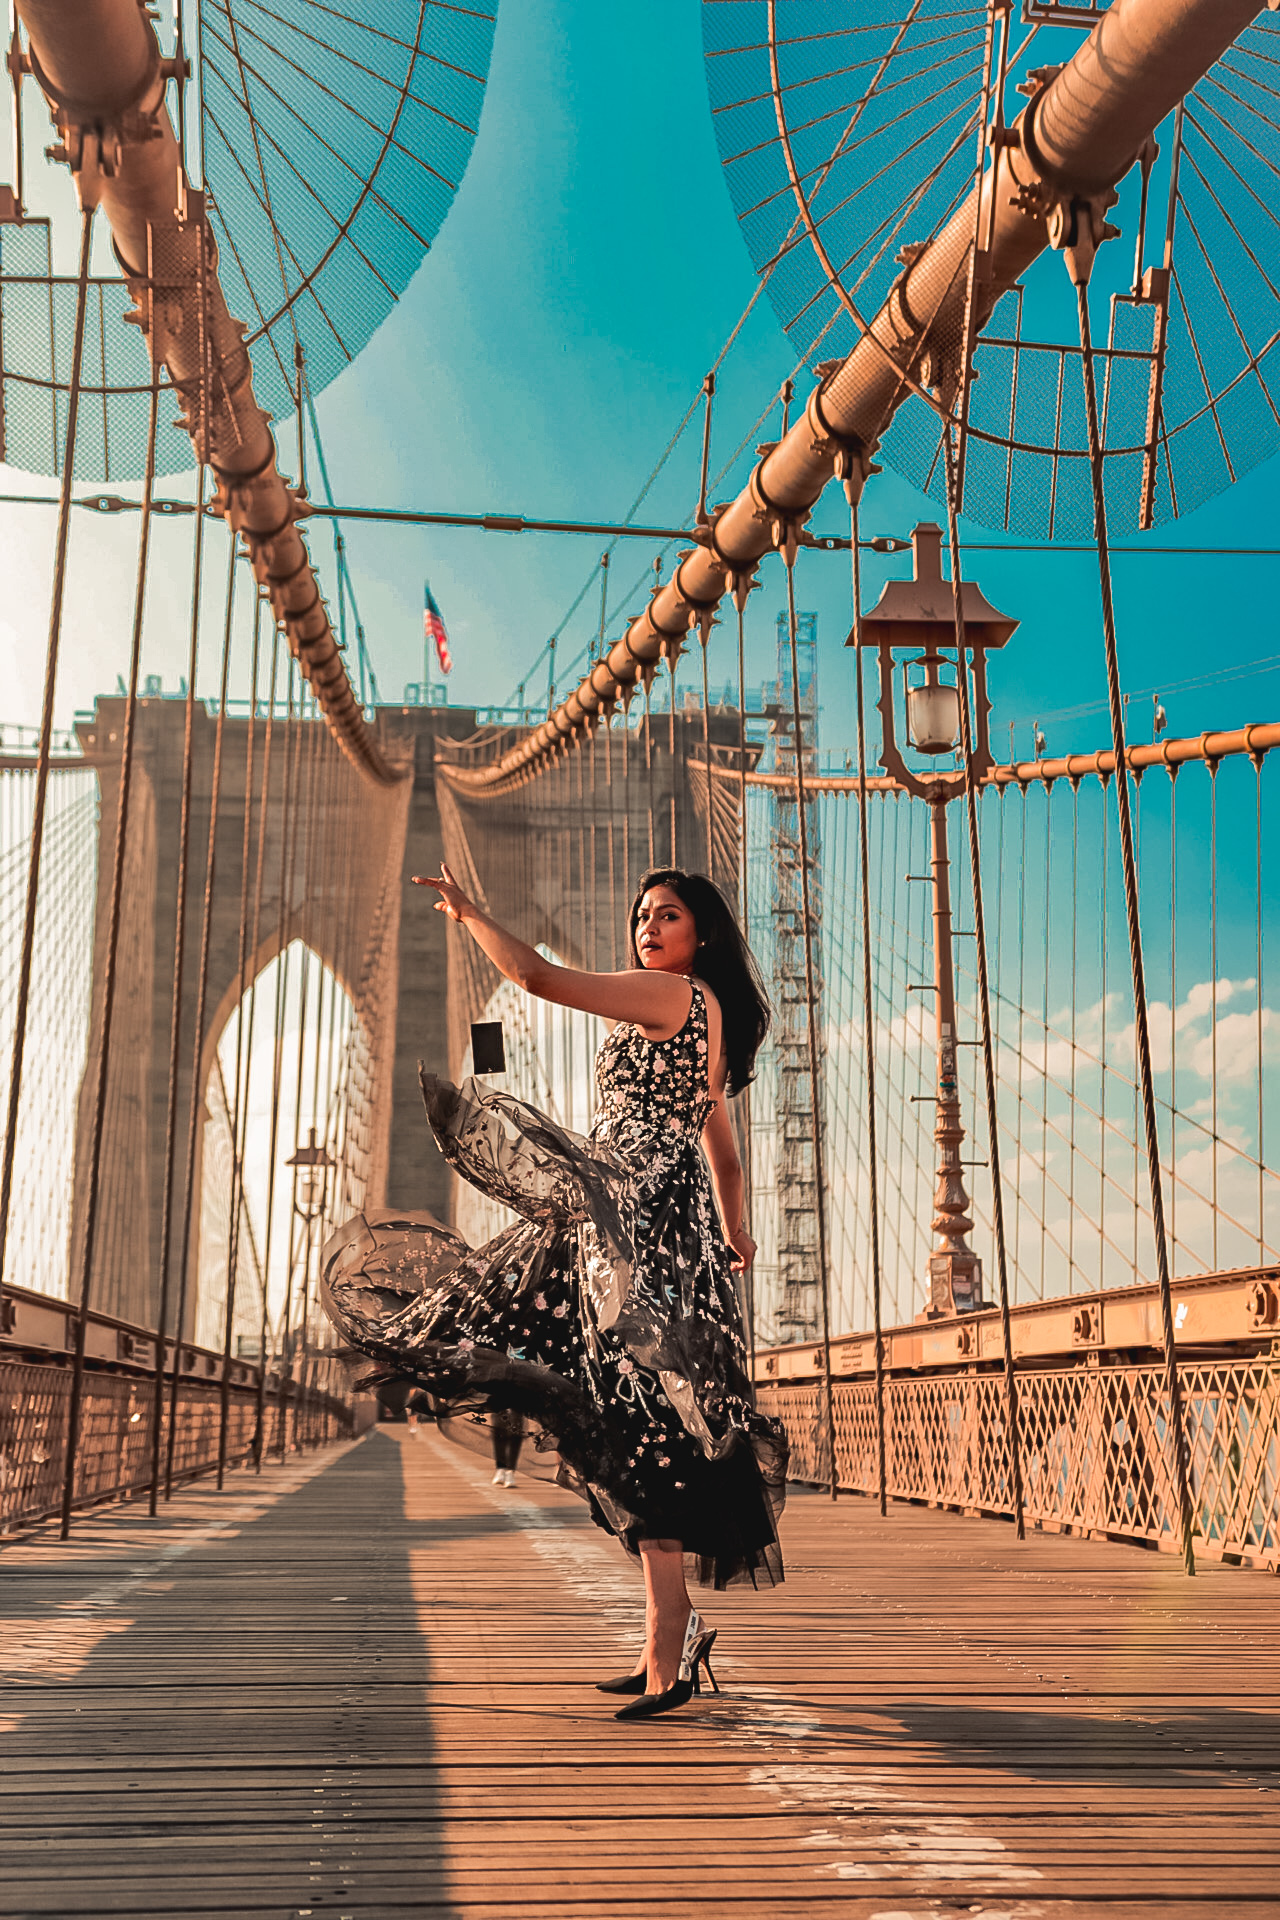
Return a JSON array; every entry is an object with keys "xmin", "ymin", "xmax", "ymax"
[
  {"xmin": 596, "ymin": 1619, "xmax": 719, "ymax": 1696},
  {"xmin": 595, "ymin": 1669, "xmax": 647, "ymax": 1696},
  {"xmin": 613, "ymin": 1612, "xmax": 717, "ymax": 1722}
]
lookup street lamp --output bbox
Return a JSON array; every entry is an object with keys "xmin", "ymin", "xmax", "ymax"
[
  {"xmin": 850, "ymin": 522, "xmax": 1018, "ymax": 1319},
  {"xmin": 283, "ymin": 1128, "xmax": 337, "ymax": 1449},
  {"xmin": 287, "ymin": 1127, "xmax": 335, "ymax": 1220}
]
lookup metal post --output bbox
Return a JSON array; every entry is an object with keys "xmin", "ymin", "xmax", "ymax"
[{"xmin": 925, "ymin": 795, "xmax": 983, "ymax": 1317}]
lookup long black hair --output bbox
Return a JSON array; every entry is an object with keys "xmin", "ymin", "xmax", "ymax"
[{"xmin": 626, "ymin": 867, "xmax": 770, "ymax": 1095}]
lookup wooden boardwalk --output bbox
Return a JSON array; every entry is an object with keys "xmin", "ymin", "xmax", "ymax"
[{"xmin": 2, "ymin": 1426, "xmax": 1278, "ymax": 1919}]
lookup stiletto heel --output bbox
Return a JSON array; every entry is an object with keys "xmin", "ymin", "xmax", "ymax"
[
  {"xmin": 692, "ymin": 1627, "xmax": 720, "ymax": 1694},
  {"xmin": 597, "ymin": 1609, "xmax": 708, "ymax": 1695},
  {"xmin": 614, "ymin": 1609, "xmax": 706, "ymax": 1722}
]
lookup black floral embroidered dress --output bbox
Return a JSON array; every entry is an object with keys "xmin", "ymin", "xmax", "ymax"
[{"xmin": 320, "ymin": 981, "xmax": 787, "ymax": 1588}]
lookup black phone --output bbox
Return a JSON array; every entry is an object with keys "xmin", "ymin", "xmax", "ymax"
[{"xmin": 470, "ymin": 1020, "xmax": 506, "ymax": 1075}]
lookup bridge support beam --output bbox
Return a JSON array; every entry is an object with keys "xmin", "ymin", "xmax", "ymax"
[
  {"xmin": 475, "ymin": 0, "xmax": 1262, "ymax": 790},
  {"xmin": 12, "ymin": 0, "xmax": 395, "ymax": 786}
]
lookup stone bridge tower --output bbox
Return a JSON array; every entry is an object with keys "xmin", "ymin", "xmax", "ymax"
[{"xmin": 69, "ymin": 697, "xmax": 741, "ymax": 1336}]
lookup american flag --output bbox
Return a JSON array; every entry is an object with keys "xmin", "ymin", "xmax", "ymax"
[{"xmin": 423, "ymin": 580, "xmax": 452, "ymax": 675}]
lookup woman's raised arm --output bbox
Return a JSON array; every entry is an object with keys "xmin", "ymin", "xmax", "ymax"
[{"xmin": 413, "ymin": 863, "xmax": 690, "ymax": 1038}]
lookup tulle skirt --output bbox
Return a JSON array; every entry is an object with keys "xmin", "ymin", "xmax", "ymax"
[{"xmin": 320, "ymin": 1072, "xmax": 787, "ymax": 1589}]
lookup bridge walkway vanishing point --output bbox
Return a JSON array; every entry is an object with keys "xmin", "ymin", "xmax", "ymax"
[{"xmin": 2, "ymin": 1428, "xmax": 1278, "ymax": 1920}]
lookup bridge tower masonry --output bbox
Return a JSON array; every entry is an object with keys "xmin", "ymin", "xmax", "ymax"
[{"xmin": 68, "ymin": 697, "xmax": 476, "ymax": 1337}]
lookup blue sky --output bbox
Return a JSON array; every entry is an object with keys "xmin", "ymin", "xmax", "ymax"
[{"xmin": 2, "ymin": 0, "xmax": 1277, "ymax": 765}]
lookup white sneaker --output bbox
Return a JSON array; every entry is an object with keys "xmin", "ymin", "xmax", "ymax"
[
  {"xmin": 492, "ymin": 1468, "xmax": 506, "ymax": 1485},
  {"xmin": 502, "ymin": 1468, "xmax": 518, "ymax": 1488}
]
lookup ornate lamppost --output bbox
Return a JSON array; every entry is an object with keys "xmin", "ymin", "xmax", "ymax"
[
  {"xmin": 284, "ymin": 1127, "xmax": 336, "ymax": 1446},
  {"xmin": 852, "ymin": 523, "xmax": 1017, "ymax": 1319}
]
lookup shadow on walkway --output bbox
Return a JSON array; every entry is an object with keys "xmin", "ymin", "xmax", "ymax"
[{"xmin": 1, "ymin": 1429, "xmax": 464, "ymax": 1919}]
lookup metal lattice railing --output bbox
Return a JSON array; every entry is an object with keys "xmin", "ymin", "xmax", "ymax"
[
  {"xmin": 1, "ymin": 1341, "xmax": 359, "ymax": 1532},
  {"xmin": 760, "ymin": 1351, "xmax": 1279, "ymax": 1570}
]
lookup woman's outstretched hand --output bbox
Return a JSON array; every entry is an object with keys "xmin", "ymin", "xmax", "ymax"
[
  {"xmin": 412, "ymin": 862, "xmax": 472, "ymax": 922},
  {"xmin": 726, "ymin": 1228, "xmax": 757, "ymax": 1273}
]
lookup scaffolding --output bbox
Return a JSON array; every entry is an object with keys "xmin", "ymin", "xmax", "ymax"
[{"xmin": 770, "ymin": 611, "xmax": 823, "ymax": 1341}]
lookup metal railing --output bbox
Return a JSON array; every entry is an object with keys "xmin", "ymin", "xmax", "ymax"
[
  {"xmin": 755, "ymin": 1266, "xmax": 1280, "ymax": 1571},
  {"xmin": 1, "ymin": 1283, "xmax": 363, "ymax": 1532}
]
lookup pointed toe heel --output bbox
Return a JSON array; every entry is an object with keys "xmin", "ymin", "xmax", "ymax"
[
  {"xmin": 595, "ymin": 1671, "xmax": 647, "ymax": 1696},
  {"xmin": 614, "ymin": 1678, "xmax": 695, "ymax": 1722},
  {"xmin": 612, "ymin": 1608, "xmax": 715, "ymax": 1723}
]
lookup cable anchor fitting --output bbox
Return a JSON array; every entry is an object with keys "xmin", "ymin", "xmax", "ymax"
[
  {"xmin": 1048, "ymin": 187, "xmax": 1121, "ymax": 288},
  {"xmin": 807, "ymin": 380, "xmax": 880, "ymax": 506},
  {"xmin": 692, "ymin": 500, "xmax": 759, "ymax": 616}
]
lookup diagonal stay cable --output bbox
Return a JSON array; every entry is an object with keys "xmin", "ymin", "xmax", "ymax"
[
  {"xmin": 58, "ymin": 212, "xmax": 149, "ymax": 1539},
  {"xmin": 0, "ymin": 206, "xmax": 95, "ymax": 1415}
]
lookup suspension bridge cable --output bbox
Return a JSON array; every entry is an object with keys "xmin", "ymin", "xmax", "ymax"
[
  {"xmin": 278, "ymin": 711, "xmax": 316, "ymax": 1458},
  {"xmin": 60, "ymin": 345, "xmax": 157, "ymax": 1542},
  {"xmin": 229, "ymin": 637, "xmax": 293, "ymax": 1474},
  {"xmin": 849, "ymin": 504, "xmax": 888, "ymax": 1518},
  {"xmin": 0, "ymin": 206, "xmax": 94, "ymax": 1359},
  {"xmin": 151, "ymin": 529, "xmax": 238, "ymax": 1512},
  {"xmin": 281, "ymin": 693, "xmax": 325, "ymax": 1454},
  {"xmin": 733, "ymin": 591, "xmax": 757, "ymax": 1377},
  {"xmin": 218, "ymin": 592, "xmax": 264, "ymax": 1485},
  {"xmin": 244, "ymin": 623, "xmax": 282, "ymax": 1469},
  {"xmin": 942, "ymin": 424, "xmax": 1026, "ymax": 1543},
  {"xmin": 262, "ymin": 684, "xmax": 300, "ymax": 1454},
  {"xmin": 157, "ymin": 466, "xmax": 210, "ymax": 1500},
  {"xmin": 1074, "ymin": 274, "xmax": 1197, "ymax": 1578}
]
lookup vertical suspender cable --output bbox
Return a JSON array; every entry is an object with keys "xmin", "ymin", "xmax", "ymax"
[
  {"xmin": 59, "ymin": 308, "xmax": 153, "ymax": 1540},
  {"xmin": 603, "ymin": 714, "xmax": 618, "ymax": 966},
  {"xmin": 1074, "ymin": 278, "xmax": 1196, "ymax": 1575},
  {"xmin": 667, "ymin": 646, "xmax": 679, "ymax": 867},
  {"xmin": 735, "ymin": 592, "xmax": 756, "ymax": 1382},
  {"xmin": 265, "ymin": 665, "xmax": 303, "ymax": 1456},
  {"xmin": 697, "ymin": 372, "xmax": 716, "ymax": 883},
  {"xmin": 230, "ymin": 629, "xmax": 282, "ymax": 1466},
  {"xmin": 620, "ymin": 691, "xmax": 632, "ymax": 902},
  {"xmin": 153, "ymin": 533, "xmax": 237, "ymax": 1505},
  {"xmin": 0, "ymin": 206, "xmax": 94, "ymax": 1363},
  {"xmin": 156, "ymin": 466, "xmax": 208, "ymax": 1495},
  {"xmin": 700, "ymin": 626, "xmax": 714, "ymax": 883},
  {"xmin": 783, "ymin": 554, "xmax": 838, "ymax": 1498},
  {"xmin": 849, "ymin": 505, "xmax": 888, "ymax": 1517},
  {"xmin": 643, "ymin": 676, "xmax": 656, "ymax": 872},
  {"xmin": 941, "ymin": 427, "xmax": 1026, "ymax": 1540},
  {"xmin": 235, "ymin": 652, "xmax": 295, "ymax": 1474},
  {"xmin": 938, "ymin": 39, "xmax": 1026, "ymax": 1526}
]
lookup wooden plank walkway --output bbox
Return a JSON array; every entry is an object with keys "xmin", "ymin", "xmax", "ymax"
[{"xmin": 2, "ymin": 1424, "xmax": 1278, "ymax": 1919}]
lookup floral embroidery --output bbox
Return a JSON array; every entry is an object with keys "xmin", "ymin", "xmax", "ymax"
[{"xmin": 324, "ymin": 975, "xmax": 788, "ymax": 1590}]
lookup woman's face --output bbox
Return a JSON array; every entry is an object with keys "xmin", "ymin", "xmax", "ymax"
[{"xmin": 634, "ymin": 885, "xmax": 699, "ymax": 974}]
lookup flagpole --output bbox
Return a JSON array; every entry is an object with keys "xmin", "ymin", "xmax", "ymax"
[{"xmin": 423, "ymin": 580, "xmax": 431, "ymax": 707}]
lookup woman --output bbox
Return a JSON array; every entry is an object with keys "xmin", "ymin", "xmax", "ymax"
[{"xmin": 320, "ymin": 864, "xmax": 787, "ymax": 1721}]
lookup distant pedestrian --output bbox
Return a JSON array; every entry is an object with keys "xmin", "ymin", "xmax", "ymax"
[{"xmin": 490, "ymin": 1406, "xmax": 522, "ymax": 1487}]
